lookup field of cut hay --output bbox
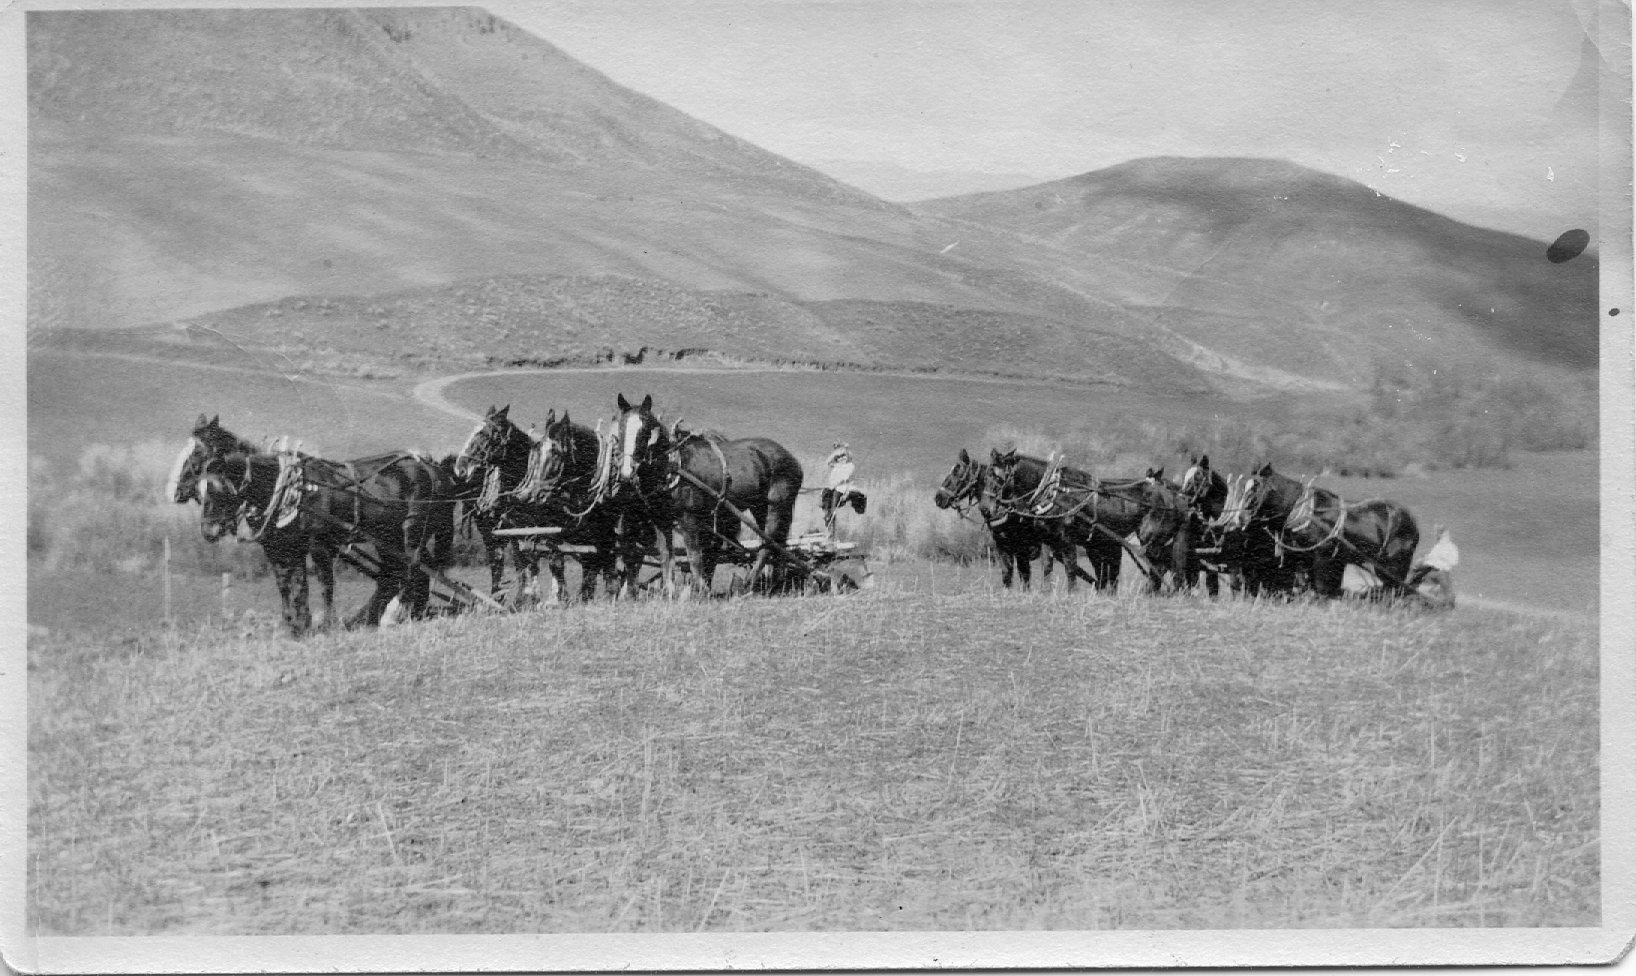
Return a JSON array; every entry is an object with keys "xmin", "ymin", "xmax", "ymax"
[{"xmin": 27, "ymin": 572, "xmax": 1598, "ymax": 935}]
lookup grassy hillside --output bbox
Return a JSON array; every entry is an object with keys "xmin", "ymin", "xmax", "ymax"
[
  {"xmin": 918, "ymin": 157, "xmax": 1599, "ymax": 385},
  {"xmin": 28, "ymin": 581, "xmax": 1598, "ymax": 933},
  {"xmin": 27, "ymin": 9, "xmax": 1592, "ymax": 396}
]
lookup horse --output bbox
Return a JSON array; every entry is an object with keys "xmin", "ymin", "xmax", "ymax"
[
  {"xmin": 169, "ymin": 416, "xmax": 344, "ymax": 634},
  {"xmin": 451, "ymin": 404, "xmax": 563, "ymax": 605},
  {"xmin": 167, "ymin": 413, "xmax": 259, "ymax": 505},
  {"xmin": 933, "ymin": 448, "xmax": 1059, "ymax": 590},
  {"xmin": 512, "ymin": 408, "xmax": 621, "ymax": 602},
  {"xmin": 1134, "ymin": 467, "xmax": 1203, "ymax": 595},
  {"xmin": 1141, "ymin": 455, "xmax": 1234, "ymax": 597},
  {"xmin": 1228, "ymin": 463, "xmax": 1420, "ymax": 600},
  {"xmin": 610, "ymin": 393, "xmax": 804, "ymax": 596},
  {"xmin": 1211, "ymin": 466, "xmax": 1310, "ymax": 597},
  {"xmin": 194, "ymin": 447, "xmax": 455, "ymax": 634},
  {"xmin": 984, "ymin": 449, "xmax": 1158, "ymax": 592},
  {"xmin": 972, "ymin": 449, "xmax": 1103, "ymax": 591}
]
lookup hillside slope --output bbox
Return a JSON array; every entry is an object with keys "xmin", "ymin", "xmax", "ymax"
[
  {"xmin": 27, "ymin": 9, "xmax": 1593, "ymax": 395},
  {"xmin": 918, "ymin": 158, "xmax": 1599, "ymax": 383}
]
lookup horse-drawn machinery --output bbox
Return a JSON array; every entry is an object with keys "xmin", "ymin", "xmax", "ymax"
[
  {"xmin": 171, "ymin": 399, "xmax": 874, "ymax": 635},
  {"xmin": 470, "ymin": 396, "xmax": 872, "ymax": 602}
]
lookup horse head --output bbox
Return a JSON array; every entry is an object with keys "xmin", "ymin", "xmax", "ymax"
[
  {"xmin": 934, "ymin": 448, "xmax": 983, "ymax": 510},
  {"xmin": 454, "ymin": 404, "xmax": 526, "ymax": 482},
  {"xmin": 520, "ymin": 409, "xmax": 578, "ymax": 501},
  {"xmin": 171, "ymin": 414, "xmax": 257, "ymax": 504},
  {"xmin": 1177, "ymin": 454, "xmax": 1230, "ymax": 510},
  {"xmin": 612, "ymin": 393, "xmax": 669, "ymax": 493},
  {"xmin": 195, "ymin": 454, "xmax": 253, "ymax": 542}
]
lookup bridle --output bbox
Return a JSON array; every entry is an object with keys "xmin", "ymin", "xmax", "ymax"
[
  {"xmin": 610, "ymin": 408, "xmax": 676, "ymax": 501},
  {"xmin": 522, "ymin": 422, "xmax": 614, "ymax": 519},
  {"xmin": 196, "ymin": 456, "xmax": 259, "ymax": 540},
  {"xmin": 457, "ymin": 416, "xmax": 532, "ymax": 510},
  {"xmin": 935, "ymin": 458, "xmax": 985, "ymax": 520}
]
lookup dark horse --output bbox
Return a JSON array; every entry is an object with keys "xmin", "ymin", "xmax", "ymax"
[
  {"xmin": 513, "ymin": 408, "xmax": 621, "ymax": 601},
  {"xmin": 170, "ymin": 416, "xmax": 338, "ymax": 634},
  {"xmin": 610, "ymin": 393, "xmax": 804, "ymax": 596},
  {"xmin": 1212, "ymin": 466, "xmax": 1309, "ymax": 597},
  {"xmin": 1136, "ymin": 456, "xmax": 1233, "ymax": 597},
  {"xmin": 194, "ymin": 446, "xmax": 455, "ymax": 634},
  {"xmin": 1227, "ymin": 463, "xmax": 1420, "ymax": 599},
  {"xmin": 984, "ymin": 449, "xmax": 1160, "ymax": 592},
  {"xmin": 454, "ymin": 404, "xmax": 616, "ymax": 604},
  {"xmin": 933, "ymin": 448, "xmax": 1064, "ymax": 590}
]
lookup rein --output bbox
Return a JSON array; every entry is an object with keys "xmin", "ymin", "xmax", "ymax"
[
  {"xmin": 666, "ymin": 430, "xmax": 733, "ymax": 514},
  {"xmin": 1272, "ymin": 484, "xmax": 1350, "ymax": 554}
]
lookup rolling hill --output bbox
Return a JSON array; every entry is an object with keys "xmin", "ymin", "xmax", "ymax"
[
  {"xmin": 916, "ymin": 157, "xmax": 1599, "ymax": 383},
  {"xmin": 27, "ymin": 7, "xmax": 1597, "ymax": 396}
]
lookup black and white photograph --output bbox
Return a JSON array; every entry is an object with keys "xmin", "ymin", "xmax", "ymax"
[{"xmin": 6, "ymin": 0, "xmax": 1632, "ymax": 970}]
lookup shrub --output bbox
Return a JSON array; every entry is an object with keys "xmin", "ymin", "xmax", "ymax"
[{"xmin": 30, "ymin": 443, "xmax": 267, "ymax": 578}]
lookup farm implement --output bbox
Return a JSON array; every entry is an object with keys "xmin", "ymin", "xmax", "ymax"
[{"xmin": 491, "ymin": 467, "xmax": 873, "ymax": 598}]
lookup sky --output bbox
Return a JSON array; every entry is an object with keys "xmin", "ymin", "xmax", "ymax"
[{"xmin": 490, "ymin": 0, "xmax": 1609, "ymax": 241}]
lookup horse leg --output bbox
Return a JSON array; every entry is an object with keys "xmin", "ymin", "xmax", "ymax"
[
  {"xmin": 271, "ymin": 555, "xmax": 308, "ymax": 637},
  {"xmin": 402, "ymin": 520, "xmax": 433, "ymax": 620},
  {"xmin": 1049, "ymin": 532, "xmax": 1077, "ymax": 593},
  {"xmin": 1311, "ymin": 555, "xmax": 1347, "ymax": 598},
  {"xmin": 482, "ymin": 526, "xmax": 509, "ymax": 601},
  {"xmin": 361, "ymin": 551, "xmax": 403, "ymax": 626},
  {"xmin": 578, "ymin": 544, "xmax": 611, "ymax": 602},
  {"xmin": 545, "ymin": 550, "xmax": 568, "ymax": 604},
  {"xmin": 312, "ymin": 544, "xmax": 338, "ymax": 629},
  {"xmin": 680, "ymin": 513, "xmax": 718, "ymax": 598}
]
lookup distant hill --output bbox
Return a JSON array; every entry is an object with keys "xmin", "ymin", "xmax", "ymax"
[
  {"xmin": 917, "ymin": 157, "xmax": 1598, "ymax": 383},
  {"xmin": 28, "ymin": 9, "xmax": 1595, "ymax": 398},
  {"xmin": 804, "ymin": 159, "xmax": 1054, "ymax": 202}
]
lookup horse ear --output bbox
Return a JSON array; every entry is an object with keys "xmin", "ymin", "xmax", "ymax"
[
  {"xmin": 959, "ymin": 448, "xmax": 970, "ymax": 463},
  {"xmin": 560, "ymin": 410, "xmax": 571, "ymax": 426},
  {"xmin": 545, "ymin": 408, "xmax": 556, "ymax": 425},
  {"xmin": 617, "ymin": 393, "xmax": 632, "ymax": 412},
  {"xmin": 195, "ymin": 413, "xmax": 210, "ymax": 429},
  {"xmin": 989, "ymin": 448, "xmax": 1002, "ymax": 463},
  {"xmin": 1257, "ymin": 462, "xmax": 1273, "ymax": 476},
  {"xmin": 1199, "ymin": 454, "xmax": 1210, "ymax": 469},
  {"xmin": 640, "ymin": 394, "xmax": 653, "ymax": 413},
  {"xmin": 498, "ymin": 404, "xmax": 510, "ymax": 418}
]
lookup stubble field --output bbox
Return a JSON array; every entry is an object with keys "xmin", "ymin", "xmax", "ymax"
[
  {"xmin": 25, "ymin": 353, "xmax": 1604, "ymax": 936},
  {"xmin": 27, "ymin": 566, "xmax": 1599, "ymax": 934}
]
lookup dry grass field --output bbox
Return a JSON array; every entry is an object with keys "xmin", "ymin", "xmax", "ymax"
[{"xmin": 27, "ymin": 568, "xmax": 1598, "ymax": 935}]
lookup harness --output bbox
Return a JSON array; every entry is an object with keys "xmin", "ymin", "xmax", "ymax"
[
  {"xmin": 1273, "ymin": 482, "xmax": 1350, "ymax": 554},
  {"xmin": 520, "ymin": 426, "xmax": 616, "ymax": 520},
  {"xmin": 666, "ymin": 430, "xmax": 734, "ymax": 518}
]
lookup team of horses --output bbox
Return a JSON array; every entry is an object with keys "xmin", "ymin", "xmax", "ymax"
[
  {"xmin": 936, "ymin": 447, "xmax": 1439, "ymax": 604},
  {"xmin": 169, "ymin": 395, "xmax": 808, "ymax": 635},
  {"xmin": 170, "ymin": 400, "xmax": 1449, "ymax": 637}
]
